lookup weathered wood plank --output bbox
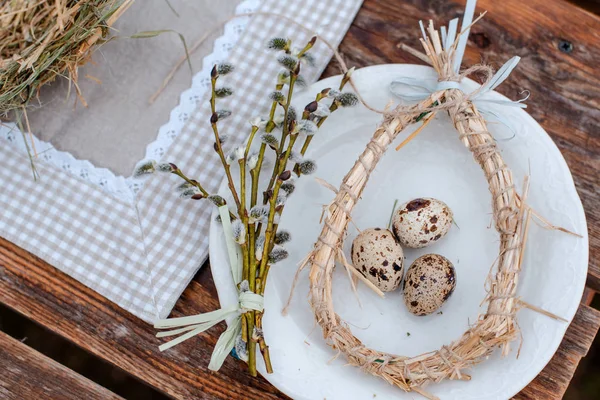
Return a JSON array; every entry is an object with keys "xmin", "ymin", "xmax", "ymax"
[
  {"xmin": 0, "ymin": 330, "xmax": 124, "ymax": 400},
  {"xmin": 322, "ymin": 0, "xmax": 600, "ymax": 291},
  {"xmin": 513, "ymin": 303, "xmax": 600, "ymax": 399},
  {"xmin": 582, "ymin": 287, "xmax": 596, "ymax": 306},
  {"xmin": 0, "ymin": 237, "xmax": 285, "ymax": 400}
]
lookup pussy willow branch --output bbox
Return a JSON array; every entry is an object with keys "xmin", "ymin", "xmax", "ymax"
[
  {"xmin": 264, "ymin": 72, "xmax": 298, "ymax": 203},
  {"xmin": 251, "ymin": 82, "xmax": 282, "ymax": 209},
  {"xmin": 238, "ymin": 130, "xmax": 260, "ymax": 376},
  {"xmin": 173, "ymin": 168, "xmax": 209, "ymax": 197},
  {"xmin": 157, "ymin": 36, "xmax": 350, "ymax": 376},
  {"xmin": 210, "ymin": 71, "xmax": 242, "ymax": 211},
  {"xmin": 263, "ymin": 38, "xmax": 314, "ymax": 203},
  {"xmin": 294, "ymin": 69, "xmax": 352, "ymax": 175},
  {"xmin": 245, "ymin": 78, "xmax": 293, "ymax": 375}
]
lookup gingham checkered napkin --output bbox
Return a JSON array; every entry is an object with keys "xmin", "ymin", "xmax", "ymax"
[{"xmin": 0, "ymin": 0, "xmax": 362, "ymax": 323}]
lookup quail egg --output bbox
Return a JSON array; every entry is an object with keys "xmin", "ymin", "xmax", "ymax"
[
  {"xmin": 351, "ymin": 228, "xmax": 404, "ymax": 292},
  {"xmin": 392, "ymin": 197, "xmax": 453, "ymax": 248},
  {"xmin": 403, "ymin": 254, "xmax": 456, "ymax": 315}
]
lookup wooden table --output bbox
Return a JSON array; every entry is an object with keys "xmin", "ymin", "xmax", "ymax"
[{"xmin": 1, "ymin": 0, "xmax": 599, "ymax": 399}]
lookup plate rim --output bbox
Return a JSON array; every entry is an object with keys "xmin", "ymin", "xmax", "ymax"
[{"xmin": 208, "ymin": 63, "xmax": 589, "ymax": 399}]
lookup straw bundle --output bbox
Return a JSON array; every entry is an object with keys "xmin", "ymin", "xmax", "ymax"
[
  {"xmin": 0, "ymin": 0, "xmax": 133, "ymax": 114},
  {"xmin": 305, "ymin": 18, "xmax": 532, "ymax": 399}
]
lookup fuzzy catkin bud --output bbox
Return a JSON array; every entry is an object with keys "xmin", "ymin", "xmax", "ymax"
[
  {"xmin": 233, "ymin": 146, "xmax": 245, "ymax": 161},
  {"xmin": 335, "ymin": 92, "xmax": 359, "ymax": 107},
  {"xmin": 298, "ymin": 119, "xmax": 318, "ymax": 135},
  {"xmin": 249, "ymin": 116, "xmax": 266, "ymax": 128},
  {"xmin": 225, "ymin": 152, "xmax": 235, "ymax": 165},
  {"xmin": 216, "ymin": 109, "xmax": 232, "ymax": 120},
  {"xmin": 156, "ymin": 162, "xmax": 176, "ymax": 173},
  {"xmin": 274, "ymin": 230, "xmax": 291, "ymax": 245},
  {"xmin": 234, "ymin": 334, "xmax": 248, "ymax": 362},
  {"xmin": 249, "ymin": 205, "xmax": 269, "ymax": 223},
  {"xmin": 300, "ymin": 52, "xmax": 316, "ymax": 67},
  {"xmin": 269, "ymin": 91, "xmax": 285, "ymax": 104},
  {"xmin": 278, "ymin": 55, "xmax": 298, "ymax": 71},
  {"xmin": 216, "ymin": 63, "xmax": 234, "ymax": 75},
  {"xmin": 227, "ymin": 146, "xmax": 245, "ymax": 164},
  {"xmin": 288, "ymin": 150, "xmax": 303, "ymax": 163},
  {"xmin": 277, "ymin": 71, "xmax": 290, "ymax": 85},
  {"xmin": 252, "ymin": 326, "xmax": 263, "ymax": 341},
  {"xmin": 286, "ymin": 106, "xmax": 297, "ymax": 124},
  {"xmin": 175, "ymin": 182, "xmax": 193, "ymax": 192},
  {"xmin": 295, "ymin": 75, "xmax": 307, "ymax": 87},
  {"xmin": 179, "ymin": 187, "xmax": 200, "ymax": 198},
  {"xmin": 133, "ymin": 160, "xmax": 157, "ymax": 177},
  {"xmin": 268, "ymin": 246, "xmax": 289, "ymax": 264},
  {"xmin": 299, "ymin": 159, "xmax": 317, "ymax": 175},
  {"xmin": 273, "ymin": 113, "xmax": 285, "ymax": 127},
  {"xmin": 313, "ymin": 103, "xmax": 331, "ymax": 117},
  {"xmin": 280, "ymin": 181, "xmax": 295, "ymax": 196},
  {"xmin": 255, "ymin": 235, "xmax": 266, "ymax": 261},
  {"xmin": 215, "ymin": 87, "xmax": 233, "ymax": 98},
  {"xmin": 276, "ymin": 194, "xmax": 287, "ymax": 207},
  {"xmin": 246, "ymin": 152, "xmax": 259, "ymax": 170},
  {"xmin": 207, "ymin": 195, "xmax": 226, "ymax": 207},
  {"xmin": 260, "ymin": 133, "xmax": 279, "ymax": 149},
  {"xmin": 267, "ymin": 37, "xmax": 288, "ymax": 50},
  {"xmin": 232, "ymin": 220, "xmax": 246, "ymax": 244}
]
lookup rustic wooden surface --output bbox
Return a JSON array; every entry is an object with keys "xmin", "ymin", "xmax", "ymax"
[
  {"xmin": 0, "ymin": 0, "xmax": 599, "ymax": 399},
  {"xmin": 513, "ymin": 304, "xmax": 600, "ymax": 399},
  {"xmin": 0, "ymin": 330, "xmax": 124, "ymax": 400}
]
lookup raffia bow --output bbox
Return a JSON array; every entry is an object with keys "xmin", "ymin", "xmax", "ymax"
[
  {"xmin": 389, "ymin": 1, "xmax": 528, "ymax": 135},
  {"xmin": 154, "ymin": 205, "xmax": 264, "ymax": 371}
]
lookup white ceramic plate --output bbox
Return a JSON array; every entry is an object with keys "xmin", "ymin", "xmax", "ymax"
[{"xmin": 209, "ymin": 64, "xmax": 588, "ymax": 400}]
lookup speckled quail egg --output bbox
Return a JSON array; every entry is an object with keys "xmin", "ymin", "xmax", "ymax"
[
  {"xmin": 392, "ymin": 198, "xmax": 453, "ymax": 249},
  {"xmin": 403, "ymin": 254, "xmax": 456, "ymax": 316},
  {"xmin": 351, "ymin": 228, "xmax": 404, "ymax": 292}
]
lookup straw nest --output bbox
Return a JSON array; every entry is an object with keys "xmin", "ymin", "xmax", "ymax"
[
  {"xmin": 0, "ymin": 0, "xmax": 132, "ymax": 114},
  {"xmin": 304, "ymin": 20, "xmax": 534, "ymax": 399}
]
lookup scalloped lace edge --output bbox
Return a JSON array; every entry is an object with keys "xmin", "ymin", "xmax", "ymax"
[{"xmin": 0, "ymin": 0, "xmax": 261, "ymax": 203}]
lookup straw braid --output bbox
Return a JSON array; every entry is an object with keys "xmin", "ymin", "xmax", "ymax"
[
  {"xmin": 304, "ymin": 17, "xmax": 528, "ymax": 393},
  {"xmin": 306, "ymin": 91, "xmax": 524, "ymax": 394}
]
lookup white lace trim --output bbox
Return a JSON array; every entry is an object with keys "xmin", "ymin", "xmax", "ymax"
[{"xmin": 0, "ymin": 0, "xmax": 261, "ymax": 203}]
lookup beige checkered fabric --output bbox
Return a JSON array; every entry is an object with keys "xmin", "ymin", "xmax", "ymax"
[{"xmin": 0, "ymin": 0, "xmax": 362, "ymax": 323}]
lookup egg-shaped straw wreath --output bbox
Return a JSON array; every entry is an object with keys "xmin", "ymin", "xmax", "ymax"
[{"xmin": 300, "ymin": 2, "xmax": 571, "ymax": 399}]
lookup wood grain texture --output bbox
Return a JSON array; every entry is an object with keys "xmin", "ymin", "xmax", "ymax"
[
  {"xmin": 0, "ymin": 237, "xmax": 286, "ymax": 400},
  {"xmin": 0, "ymin": 0, "xmax": 598, "ymax": 399},
  {"xmin": 0, "ymin": 330, "xmax": 124, "ymax": 400},
  {"xmin": 513, "ymin": 304, "xmax": 600, "ymax": 399},
  {"xmin": 0, "ymin": 234, "xmax": 596, "ymax": 400}
]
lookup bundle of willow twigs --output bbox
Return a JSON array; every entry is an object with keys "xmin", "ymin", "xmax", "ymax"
[
  {"xmin": 0, "ymin": 0, "xmax": 132, "ymax": 114},
  {"xmin": 302, "ymin": 11, "xmax": 570, "ymax": 400}
]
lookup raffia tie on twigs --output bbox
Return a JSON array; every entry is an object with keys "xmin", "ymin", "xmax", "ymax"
[{"xmin": 301, "ymin": 4, "xmax": 577, "ymax": 398}]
